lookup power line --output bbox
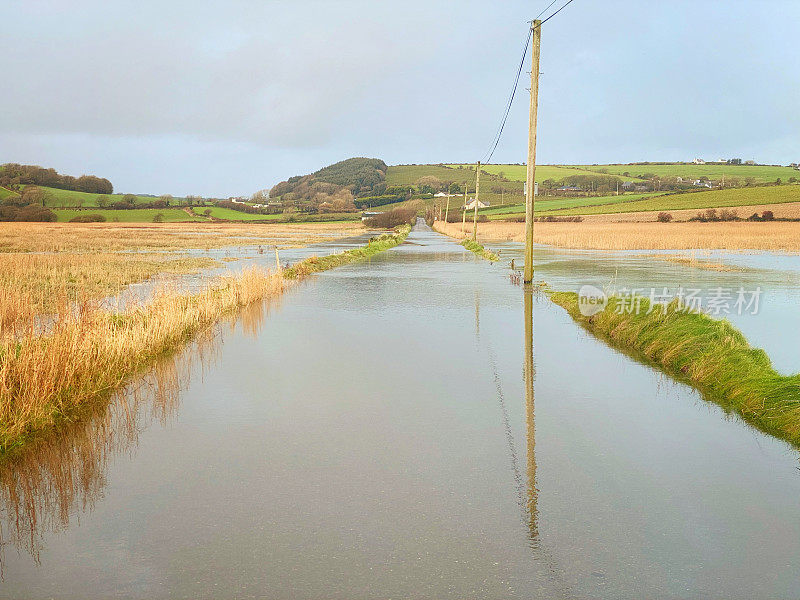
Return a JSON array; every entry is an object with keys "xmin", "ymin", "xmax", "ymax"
[
  {"xmin": 479, "ymin": 0, "xmax": 576, "ymax": 164},
  {"xmin": 539, "ymin": 0, "xmax": 575, "ymax": 26},
  {"xmin": 480, "ymin": 27, "xmax": 532, "ymax": 164},
  {"xmin": 535, "ymin": 0, "xmax": 561, "ymax": 21}
]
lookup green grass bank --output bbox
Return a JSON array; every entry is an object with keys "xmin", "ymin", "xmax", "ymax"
[
  {"xmin": 461, "ymin": 239, "xmax": 499, "ymax": 262},
  {"xmin": 550, "ymin": 291, "xmax": 800, "ymax": 446},
  {"xmin": 283, "ymin": 224, "xmax": 411, "ymax": 279}
]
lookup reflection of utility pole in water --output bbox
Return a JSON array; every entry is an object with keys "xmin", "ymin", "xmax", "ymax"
[
  {"xmin": 524, "ymin": 285, "xmax": 538, "ymax": 539},
  {"xmin": 474, "ymin": 289, "xmax": 480, "ymax": 340}
]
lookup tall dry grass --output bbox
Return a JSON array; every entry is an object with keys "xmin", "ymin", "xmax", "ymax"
[
  {"xmin": 0, "ymin": 253, "xmax": 217, "ymax": 334},
  {"xmin": 0, "ymin": 334, "xmax": 215, "ymax": 562},
  {"xmin": 434, "ymin": 220, "xmax": 800, "ymax": 251},
  {"xmin": 0, "ymin": 221, "xmax": 365, "ymax": 252},
  {"xmin": 0, "ymin": 266, "xmax": 283, "ymax": 451}
]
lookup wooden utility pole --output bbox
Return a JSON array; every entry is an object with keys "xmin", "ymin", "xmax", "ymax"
[
  {"xmin": 462, "ymin": 184, "xmax": 468, "ymax": 236},
  {"xmin": 444, "ymin": 192, "xmax": 451, "ymax": 223},
  {"xmin": 524, "ymin": 19, "xmax": 542, "ymax": 284},
  {"xmin": 275, "ymin": 246, "xmax": 281, "ymax": 270},
  {"xmin": 472, "ymin": 161, "xmax": 481, "ymax": 241}
]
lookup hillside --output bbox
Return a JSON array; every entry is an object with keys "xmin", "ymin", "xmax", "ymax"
[
  {"xmin": 575, "ymin": 163, "xmax": 797, "ymax": 183},
  {"xmin": 269, "ymin": 157, "xmax": 388, "ymax": 212},
  {"xmin": 0, "ymin": 162, "xmax": 113, "ymax": 194},
  {"xmin": 10, "ymin": 186, "xmax": 188, "ymax": 208}
]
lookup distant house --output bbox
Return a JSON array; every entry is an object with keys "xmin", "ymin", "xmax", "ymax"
[
  {"xmin": 361, "ymin": 211, "xmax": 382, "ymax": 221},
  {"xmin": 692, "ymin": 158, "xmax": 706, "ymax": 165},
  {"xmin": 433, "ymin": 192, "xmax": 448, "ymax": 197},
  {"xmin": 692, "ymin": 179, "xmax": 713, "ymax": 188},
  {"xmin": 744, "ymin": 160, "xmax": 756, "ymax": 165},
  {"xmin": 621, "ymin": 181, "xmax": 636, "ymax": 191},
  {"xmin": 464, "ymin": 199, "xmax": 489, "ymax": 210}
]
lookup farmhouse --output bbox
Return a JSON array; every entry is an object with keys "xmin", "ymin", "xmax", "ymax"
[
  {"xmin": 692, "ymin": 158, "xmax": 706, "ymax": 164},
  {"xmin": 464, "ymin": 199, "xmax": 489, "ymax": 210}
]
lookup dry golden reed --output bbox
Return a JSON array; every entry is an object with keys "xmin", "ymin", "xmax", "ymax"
[
  {"xmin": 434, "ymin": 220, "xmax": 800, "ymax": 251},
  {"xmin": 0, "ymin": 267, "xmax": 283, "ymax": 451},
  {"xmin": 0, "ymin": 221, "xmax": 365, "ymax": 253},
  {"xmin": 0, "ymin": 253, "xmax": 217, "ymax": 334}
]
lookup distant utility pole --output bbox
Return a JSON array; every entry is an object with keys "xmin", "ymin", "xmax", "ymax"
[
  {"xmin": 444, "ymin": 191, "xmax": 451, "ymax": 223},
  {"xmin": 462, "ymin": 185, "xmax": 468, "ymax": 236},
  {"xmin": 472, "ymin": 161, "xmax": 481, "ymax": 241},
  {"xmin": 524, "ymin": 19, "xmax": 542, "ymax": 284}
]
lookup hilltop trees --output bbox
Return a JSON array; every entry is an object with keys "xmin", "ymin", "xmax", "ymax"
[
  {"xmin": 269, "ymin": 158, "xmax": 387, "ymax": 212},
  {"xmin": 0, "ymin": 163, "xmax": 113, "ymax": 194}
]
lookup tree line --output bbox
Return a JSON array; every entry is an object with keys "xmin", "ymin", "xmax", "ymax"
[{"xmin": 0, "ymin": 163, "xmax": 113, "ymax": 194}]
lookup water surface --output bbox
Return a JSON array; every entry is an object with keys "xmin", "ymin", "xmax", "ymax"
[{"xmin": 2, "ymin": 223, "xmax": 800, "ymax": 599}]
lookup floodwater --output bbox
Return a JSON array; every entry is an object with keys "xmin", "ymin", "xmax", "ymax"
[{"xmin": 2, "ymin": 221, "xmax": 800, "ymax": 599}]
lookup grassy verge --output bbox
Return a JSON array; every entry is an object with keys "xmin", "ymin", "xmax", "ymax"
[
  {"xmin": 283, "ymin": 224, "xmax": 411, "ymax": 279},
  {"xmin": 0, "ymin": 267, "xmax": 284, "ymax": 452},
  {"xmin": 460, "ymin": 239, "xmax": 499, "ymax": 262},
  {"xmin": 550, "ymin": 291, "xmax": 800, "ymax": 446}
]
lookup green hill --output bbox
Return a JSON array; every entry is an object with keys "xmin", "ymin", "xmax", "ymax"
[
  {"xmin": 575, "ymin": 163, "xmax": 797, "ymax": 183},
  {"xmin": 27, "ymin": 186, "xmax": 187, "ymax": 208},
  {"xmin": 544, "ymin": 184, "xmax": 800, "ymax": 217}
]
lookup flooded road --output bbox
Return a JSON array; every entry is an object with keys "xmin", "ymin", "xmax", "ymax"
[{"xmin": 3, "ymin": 223, "xmax": 800, "ymax": 599}]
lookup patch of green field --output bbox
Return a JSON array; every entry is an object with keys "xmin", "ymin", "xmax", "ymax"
[
  {"xmin": 386, "ymin": 165, "xmax": 487, "ymax": 187},
  {"xmin": 547, "ymin": 184, "xmax": 800, "ymax": 216},
  {"xmin": 576, "ymin": 163, "xmax": 798, "ymax": 183},
  {"xmin": 27, "ymin": 186, "xmax": 187, "ymax": 208},
  {"xmin": 203, "ymin": 206, "xmax": 362, "ymax": 223},
  {"xmin": 202, "ymin": 207, "xmax": 280, "ymax": 221},
  {"xmin": 55, "ymin": 209, "xmax": 204, "ymax": 223},
  {"xmin": 0, "ymin": 187, "xmax": 19, "ymax": 201},
  {"xmin": 450, "ymin": 164, "xmax": 637, "ymax": 183},
  {"xmin": 481, "ymin": 192, "xmax": 661, "ymax": 216}
]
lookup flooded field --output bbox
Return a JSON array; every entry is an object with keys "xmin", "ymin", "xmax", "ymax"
[{"xmin": 2, "ymin": 223, "xmax": 800, "ymax": 599}]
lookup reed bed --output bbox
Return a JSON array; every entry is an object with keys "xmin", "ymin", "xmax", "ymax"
[
  {"xmin": 0, "ymin": 267, "xmax": 283, "ymax": 451},
  {"xmin": 0, "ymin": 224, "xmax": 407, "ymax": 453},
  {"xmin": 0, "ymin": 252, "xmax": 217, "ymax": 334},
  {"xmin": 434, "ymin": 220, "xmax": 800, "ymax": 251},
  {"xmin": 0, "ymin": 221, "xmax": 365, "ymax": 253},
  {"xmin": 550, "ymin": 291, "xmax": 800, "ymax": 446},
  {"xmin": 283, "ymin": 225, "xmax": 411, "ymax": 279}
]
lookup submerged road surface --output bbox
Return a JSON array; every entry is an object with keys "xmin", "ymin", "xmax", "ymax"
[{"xmin": 2, "ymin": 221, "xmax": 800, "ymax": 599}]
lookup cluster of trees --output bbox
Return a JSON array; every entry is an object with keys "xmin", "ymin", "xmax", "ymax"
[
  {"xmin": 0, "ymin": 195, "xmax": 56, "ymax": 221},
  {"xmin": 353, "ymin": 194, "xmax": 405, "ymax": 209},
  {"xmin": 269, "ymin": 158, "xmax": 388, "ymax": 212},
  {"xmin": 0, "ymin": 163, "xmax": 113, "ymax": 194},
  {"xmin": 364, "ymin": 208, "xmax": 416, "ymax": 228},
  {"xmin": 94, "ymin": 194, "xmax": 174, "ymax": 210}
]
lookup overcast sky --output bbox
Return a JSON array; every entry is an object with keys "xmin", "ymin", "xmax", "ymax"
[{"xmin": 2, "ymin": 0, "xmax": 798, "ymax": 197}]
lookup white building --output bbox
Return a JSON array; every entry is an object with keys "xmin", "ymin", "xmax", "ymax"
[{"xmin": 464, "ymin": 199, "xmax": 489, "ymax": 210}]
